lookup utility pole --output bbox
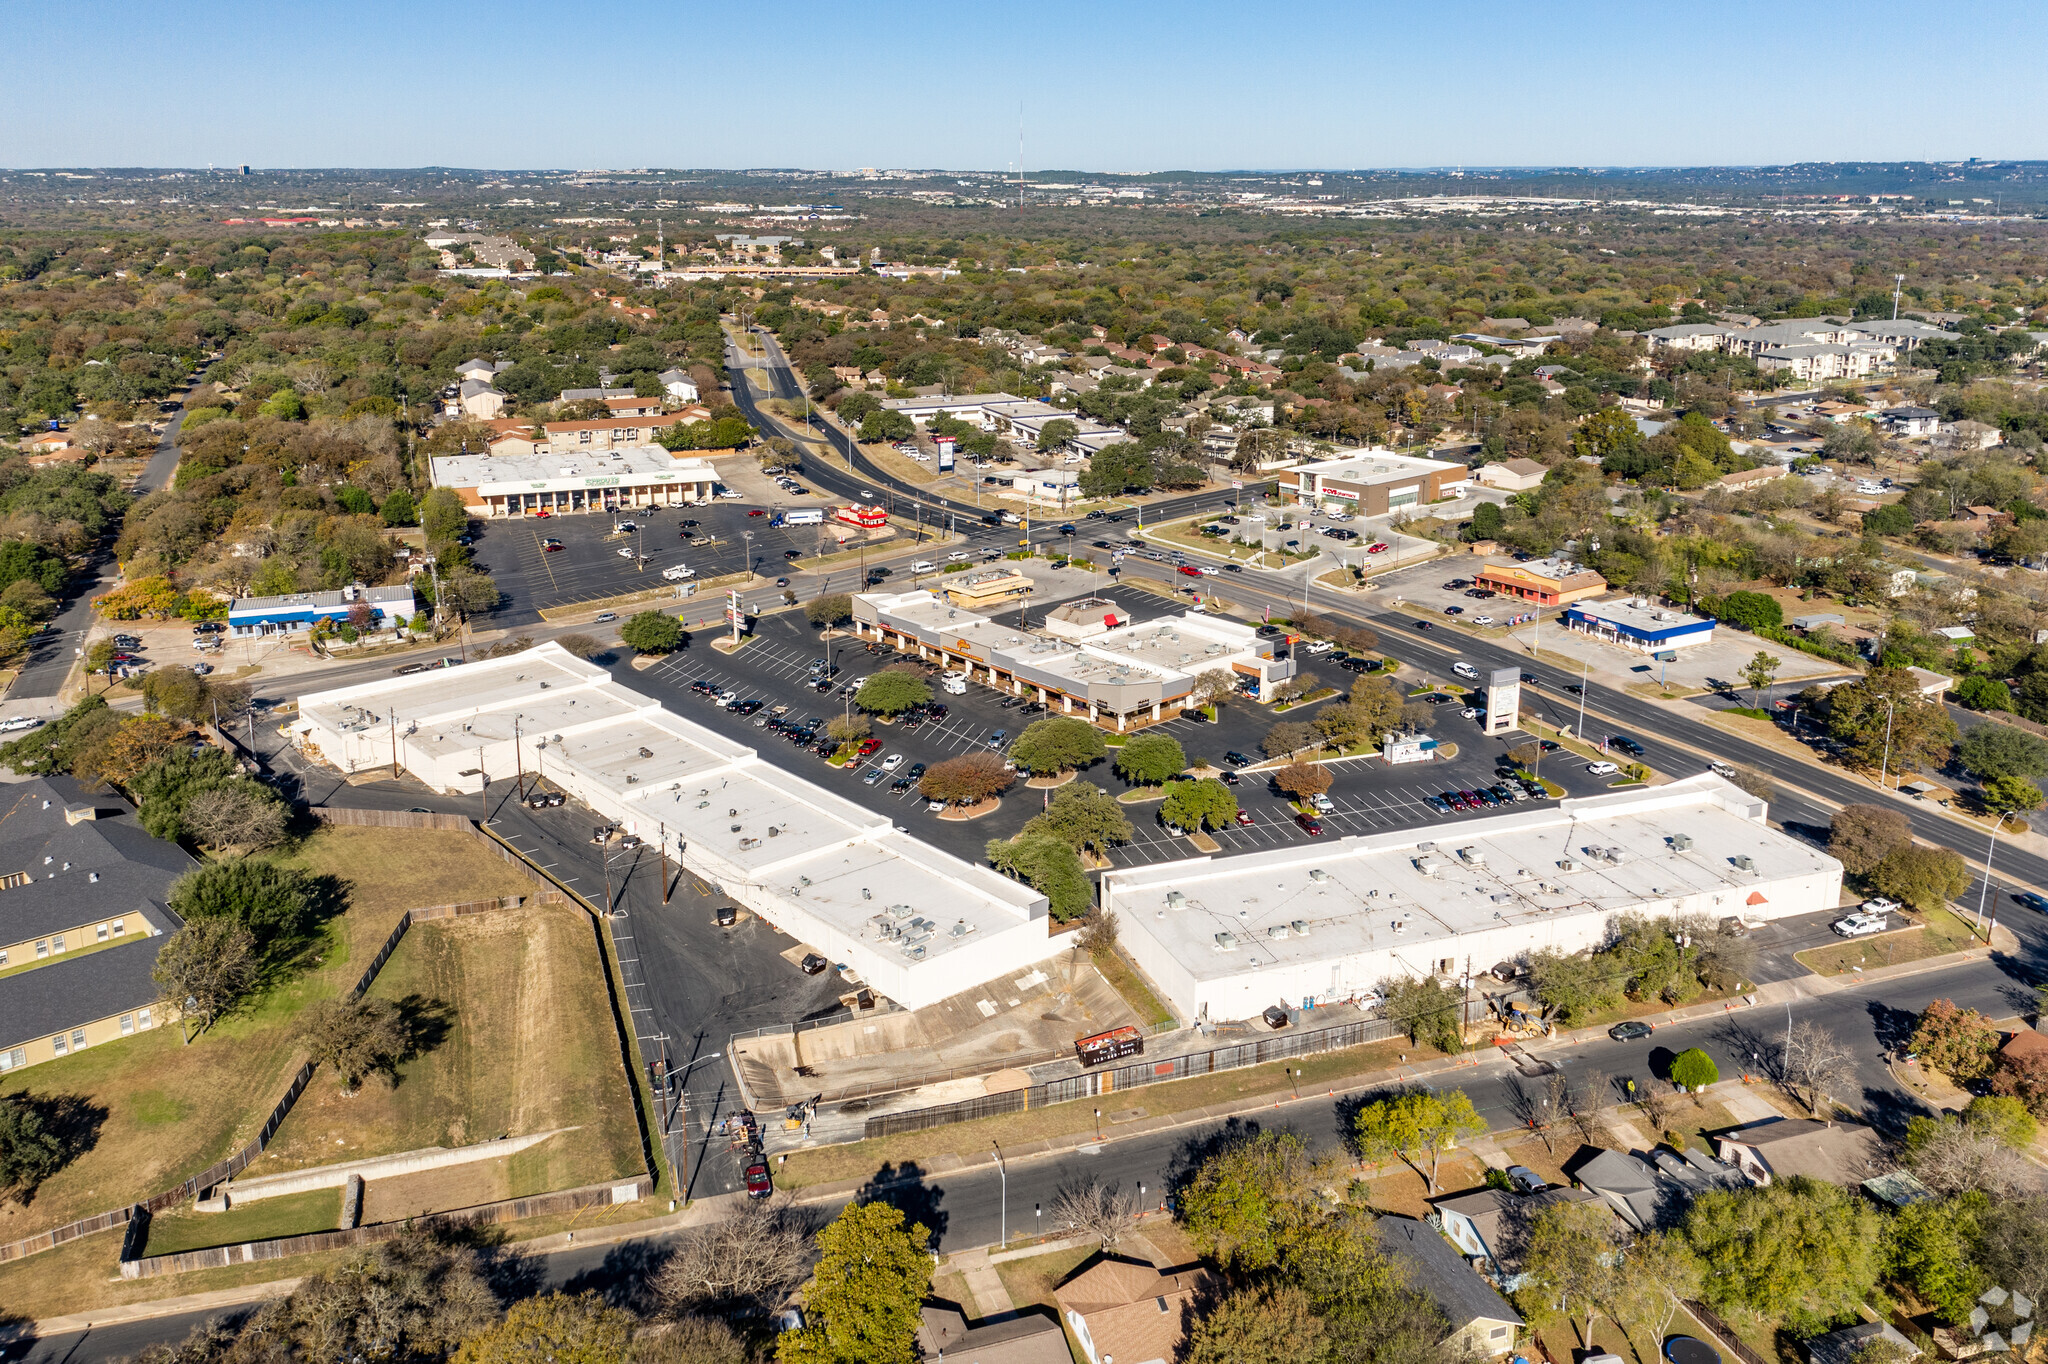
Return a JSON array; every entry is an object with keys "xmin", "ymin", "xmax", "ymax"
[
  {"xmin": 513, "ymin": 714, "xmax": 525, "ymax": 800},
  {"xmin": 659, "ymin": 820, "xmax": 670, "ymax": 904}
]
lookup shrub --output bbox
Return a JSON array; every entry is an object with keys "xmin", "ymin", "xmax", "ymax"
[
  {"xmin": 620, "ymin": 610, "xmax": 681, "ymax": 654},
  {"xmin": 1910, "ymin": 999, "xmax": 2001, "ymax": 1082},
  {"xmin": 1670, "ymin": 1047, "xmax": 1720, "ymax": 1091},
  {"xmin": 919, "ymin": 752, "xmax": 1013, "ymax": 805}
]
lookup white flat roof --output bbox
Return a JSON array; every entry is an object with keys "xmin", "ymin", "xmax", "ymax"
[
  {"xmin": 1293, "ymin": 447, "xmax": 1467, "ymax": 484},
  {"xmin": 1104, "ymin": 777, "xmax": 1833, "ymax": 987},
  {"xmin": 295, "ymin": 645, "xmax": 1044, "ymax": 969},
  {"xmin": 429, "ymin": 445, "xmax": 718, "ymax": 495},
  {"xmin": 1567, "ymin": 597, "xmax": 1712, "ymax": 632}
]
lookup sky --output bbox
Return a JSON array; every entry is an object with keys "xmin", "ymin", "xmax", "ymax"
[{"xmin": 6, "ymin": 0, "xmax": 2048, "ymax": 171}]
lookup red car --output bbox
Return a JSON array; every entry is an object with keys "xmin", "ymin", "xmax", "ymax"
[
  {"xmin": 745, "ymin": 1162, "xmax": 773, "ymax": 1198},
  {"xmin": 1234, "ymin": 809, "xmax": 1255, "ymax": 827},
  {"xmin": 531, "ymin": 509, "xmax": 551, "ymax": 518},
  {"xmin": 1296, "ymin": 813, "xmax": 1324, "ymax": 835},
  {"xmin": 747, "ymin": 508, "xmax": 768, "ymax": 517},
  {"xmin": 857, "ymin": 738, "xmax": 883, "ymax": 756},
  {"xmin": 1177, "ymin": 564, "xmax": 1205, "ymax": 577}
]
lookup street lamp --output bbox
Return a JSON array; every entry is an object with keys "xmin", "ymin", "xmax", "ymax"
[
  {"xmin": 1974, "ymin": 810, "xmax": 2015, "ymax": 937},
  {"xmin": 992, "ymin": 1143, "xmax": 1007, "ymax": 1248},
  {"xmin": 1877, "ymin": 695, "xmax": 1899, "ymax": 791}
]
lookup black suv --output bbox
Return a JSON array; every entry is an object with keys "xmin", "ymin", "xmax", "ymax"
[
  {"xmin": 1609, "ymin": 736, "xmax": 1645, "ymax": 757},
  {"xmin": 1223, "ymin": 751, "xmax": 1254, "ymax": 767}
]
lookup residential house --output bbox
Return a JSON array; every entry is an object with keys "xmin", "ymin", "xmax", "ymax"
[
  {"xmin": 1805, "ymin": 1322, "xmax": 1921, "ymax": 1364},
  {"xmin": 1433, "ymin": 1185, "xmax": 1614, "ymax": 1286},
  {"xmin": 456, "ymin": 357, "xmax": 511, "ymax": 383},
  {"xmin": 602, "ymin": 395, "xmax": 666, "ymax": 419},
  {"xmin": 1884, "ymin": 406, "xmax": 1941, "ymax": 437},
  {"xmin": 916, "ymin": 1302, "xmax": 1069, "ymax": 1364},
  {"xmin": 1716, "ymin": 466, "xmax": 1788, "ymax": 493},
  {"xmin": 482, "ymin": 418, "xmax": 543, "ymax": 457},
  {"xmin": 1940, "ymin": 419, "xmax": 2003, "ymax": 451},
  {"xmin": 657, "ymin": 368, "xmax": 699, "ymax": 402},
  {"xmin": 1713, "ymin": 1118, "xmax": 1889, "ymax": 1188},
  {"xmin": 1373, "ymin": 1215, "xmax": 1526, "ymax": 1357},
  {"xmin": 0, "ymin": 777, "xmax": 197, "ymax": 1074},
  {"xmin": 1479, "ymin": 317, "xmax": 1533, "ymax": 334},
  {"xmin": 1570, "ymin": 1145, "xmax": 1739, "ymax": 1230},
  {"xmin": 457, "ymin": 379, "xmax": 507, "ymax": 420},
  {"xmin": 542, "ymin": 409, "xmax": 707, "ymax": 454},
  {"xmin": 1474, "ymin": 458, "xmax": 1548, "ymax": 492},
  {"xmin": 1953, "ymin": 505, "xmax": 2014, "ymax": 532},
  {"xmin": 1054, "ymin": 1257, "xmax": 1207, "ymax": 1364},
  {"xmin": 1644, "ymin": 323, "xmax": 1732, "ymax": 353},
  {"xmin": 21, "ymin": 431, "xmax": 83, "ymax": 465}
]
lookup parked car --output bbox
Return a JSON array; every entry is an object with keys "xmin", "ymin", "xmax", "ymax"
[
  {"xmin": 1608, "ymin": 1021, "xmax": 1654, "ymax": 1041},
  {"xmin": 1832, "ymin": 912, "xmax": 1888, "ymax": 937},
  {"xmin": 1586, "ymin": 761, "xmax": 1620, "ymax": 776},
  {"xmin": 745, "ymin": 1162, "xmax": 774, "ymax": 1198},
  {"xmin": 1295, "ymin": 813, "xmax": 1324, "ymax": 836},
  {"xmin": 1234, "ymin": 809, "xmax": 1254, "ymax": 826}
]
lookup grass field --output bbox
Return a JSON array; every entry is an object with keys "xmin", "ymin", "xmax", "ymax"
[
  {"xmin": 252, "ymin": 897, "xmax": 644, "ymax": 1200},
  {"xmin": 1093, "ymin": 949, "xmax": 1175, "ymax": 1029},
  {"xmin": 144, "ymin": 1187, "xmax": 341, "ymax": 1256},
  {"xmin": 0, "ymin": 827, "xmax": 536, "ymax": 1242}
]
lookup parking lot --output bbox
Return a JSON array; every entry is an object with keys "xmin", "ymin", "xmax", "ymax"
[{"xmin": 617, "ymin": 590, "xmax": 1619, "ymax": 871}]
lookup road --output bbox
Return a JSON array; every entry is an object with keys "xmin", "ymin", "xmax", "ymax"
[{"xmin": 13, "ymin": 946, "xmax": 2016, "ymax": 1364}]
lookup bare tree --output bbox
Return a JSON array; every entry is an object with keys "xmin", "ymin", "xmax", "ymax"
[
  {"xmin": 1049, "ymin": 1178, "xmax": 1141, "ymax": 1251},
  {"xmin": 1906, "ymin": 1118, "xmax": 2031, "ymax": 1198},
  {"xmin": 1782, "ymin": 1020, "xmax": 1855, "ymax": 1115},
  {"xmin": 650, "ymin": 1199, "xmax": 817, "ymax": 1320},
  {"xmin": 1634, "ymin": 1077, "xmax": 1673, "ymax": 1136},
  {"xmin": 153, "ymin": 918, "xmax": 257, "ymax": 1040},
  {"xmin": 184, "ymin": 784, "xmax": 287, "ymax": 852},
  {"xmin": 1543, "ymin": 1069, "xmax": 1572, "ymax": 1153},
  {"xmin": 1567, "ymin": 1068, "xmax": 1610, "ymax": 1145},
  {"xmin": 1076, "ymin": 909, "xmax": 1119, "ymax": 956}
]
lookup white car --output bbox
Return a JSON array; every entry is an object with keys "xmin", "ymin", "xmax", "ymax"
[
  {"xmin": 909, "ymin": 561, "xmax": 935, "ymax": 574},
  {"xmin": 927, "ymin": 800, "xmax": 947, "ymax": 813},
  {"xmin": 1586, "ymin": 761, "xmax": 1620, "ymax": 776},
  {"xmin": 1304, "ymin": 640, "xmax": 1333, "ymax": 654},
  {"xmin": 1459, "ymin": 706, "xmax": 1483, "ymax": 720},
  {"xmin": 947, "ymin": 551, "xmax": 970, "ymax": 562},
  {"xmin": 1832, "ymin": 912, "xmax": 1888, "ymax": 937},
  {"xmin": 617, "ymin": 547, "xmax": 635, "ymax": 559},
  {"xmin": 0, "ymin": 716, "xmax": 42, "ymax": 734},
  {"xmin": 881, "ymin": 754, "xmax": 904, "ymax": 771},
  {"xmin": 1472, "ymin": 615, "xmax": 1495, "ymax": 626},
  {"xmin": 662, "ymin": 565, "xmax": 695, "ymax": 581}
]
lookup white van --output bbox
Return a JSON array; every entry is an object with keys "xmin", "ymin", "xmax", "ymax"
[
  {"xmin": 1451, "ymin": 662, "xmax": 1479, "ymax": 679},
  {"xmin": 939, "ymin": 671, "xmax": 968, "ymax": 695},
  {"xmin": 909, "ymin": 560, "xmax": 936, "ymax": 574},
  {"xmin": 783, "ymin": 508, "xmax": 824, "ymax": 526}
]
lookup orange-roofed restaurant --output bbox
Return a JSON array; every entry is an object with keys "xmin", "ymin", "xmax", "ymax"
[{"xmin": 1474, "ymin": 556, "xmax": 1608, "ymax": 608}]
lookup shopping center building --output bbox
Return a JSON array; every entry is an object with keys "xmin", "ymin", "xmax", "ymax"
[
  {"xmin": 1277, "ymin": 449, "xmax": 1472, "ymax": 515},
  {"xmin": 1473, "ymin": 557, "xmax": 1609, "ymax": 608},
  {"xmin": 428, "ymin": 445, "xmax": 721, "ymax": 516}
]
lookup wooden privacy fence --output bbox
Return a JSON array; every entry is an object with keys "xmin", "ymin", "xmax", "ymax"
[
  {"xmin": 861, "ymin": 1012, "xmax": 1403, "ymax": 1139},
  {"xmin": 306, "ymin": 806, "xmax": 472, "ymax": 831},
  {"xmin": 121, "ymin": 1175, "xmax": 655, "ymax": 1279}
]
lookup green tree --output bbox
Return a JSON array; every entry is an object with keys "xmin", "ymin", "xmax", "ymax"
[
  {"xmin": 1669, "ymin": 1047, "xmax": 1719, "ymax": 1091},
  {"xmin": 985, "ymin": 833, "xmax": 1093, "ymax": 921},
  {"xmin": 1466, "ymin": 501, "xmax": 1505, "ymax": 541},
  {"xmin": 169, "ymin": 857, "xmax": 316, "ymax": 950},
  {"xmin": 1964, "ymin": 1094, "xmax": 2038, "ymax": 1149},
  {"xmin": 778, "ymin": 1201, "xmax": 931, "ymax": 1364},
  {"xmin": 1603, "ymin": 1230, "xmax": 1704, "ymax": 1352},
  {"xmin": 1716, "ymin": 590, "xmax": 1783, "ymax": 632},
  {"xmin": 1161, "ymin": 777, "xmax": 1237, "ymax": 832},
  {"xmin": 1576, "ymin": 406, "xmax": 1644, "ymax": 466},
  {"xmin": 1113, "ymin": 733, "xmax": 1186, "ymax": 786},
  {"xmin": 857, "ymin": 409, "xmax": 914, "ymax": 444},
  {"xmin": 1353, "ymin": 1087, "xmax": 1487, "ymax": 1193},
  {"xmin": 1174, "ymin": 1129, "xmax": 1337, "ymax": 1273},
  {"xmin": 297, "ymin": 997, "xmax": 410, "ymax": 1094},
  {"xmin": 1526, "ymin": 1197, "xmax": 1622, "ymax": 1346},
  {"xmin": 378, "ymin": 486, "xmax": 418, "ymax": 527},
  {"xmin": 1957, "ymin": 723, "xmax": 2048, "ymax": 781},
  {"xmin": 419, "ymin": 486, "xmax": 469, "ymax": 544},
  {"xmin": 1683, "ymin": 1178, "xmax": 1883, "ymax": 1320},
  {"xmin": 0, "ymin": 1095, "xmax": 66, "ymax": 1204},
  {"xmin": 129, "ymin": 745, "xmax": 243, "ymax": 841},
  {"xmin": 454, "ymin": 1291, "xmax": 633, "ymax": 1364},
  {"xmin": 1911, "ymin": 999, "xmax": 2002, "ymax": 1083},
  {"xmin": 1982, "ymin": 774, "xmax": 2045, "ymax": 816},
  {"xmin": 1863, "ymin": 502, "xmax": 1914, "ymax": 537},
  {"xmin": 855, "ymin": 669, "xmax": 931, "ymax": 716},
  {"xmin": 1008, "ymin": 716, "xmax": 1107, "ymax": 775},
  {"xmin": 1829, "ymin": 804, "xmax": 1912, "ymax": 876},
  {"xmin": 1019, "ymin": 782, "xmax": 1132, "ymax": 855},
  {"xmin": 1885, "ymin": 1196, "xmax": 1986, "ymax": 1325},
  {"xmin": 1955, "ymin": 675, "xmax": 2016, "ymax": 713},
  {"xmin": 1526, "ymin": 946, "xmax": 1624, "ymax": 1024},
  {"xmin": 806, "ymin": 594, "xmax": 853, "ymax": 627},
  {"xmin": 1183, "ymin": 1286, "xmax": 1326, "ymax": 1364},
  {"xmin": 620, "ymin": 610, "xmax": 682, "ymax": 654},
  {"xmin": 1035, "ymin": 418, "xmax": 1079, "ymax": 452},
  {"xmin": 1872, "ymin": 844, "xmax": 1971, "ymax": 914},
  {"xmin": 1379, "ymin": 975, "xmax": 1466, "ymax": 1053},
  {"xmin": 1827, "ymin": 668, "xmax": 1958, "ymax": 775},
  {"xmin": 1742, "ymin": 651, "xmax": 1782, "ymax": 708}
]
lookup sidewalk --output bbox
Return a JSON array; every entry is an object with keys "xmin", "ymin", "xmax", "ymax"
[{"xmin": 19, "ymin": 928, "xmax": 2005, "ymax": 1339}]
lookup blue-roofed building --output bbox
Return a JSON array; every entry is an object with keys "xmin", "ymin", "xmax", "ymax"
[
  {"xmin": 227, "ymin": 583, "xmax": 417, "ymax": 639},
  {"xmin": 1562, "ymin": 597, "xmax": 1715, "ymax": 652}
]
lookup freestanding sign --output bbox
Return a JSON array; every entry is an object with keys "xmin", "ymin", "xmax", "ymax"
[
  {"xmin": 727, "ymin": 588, "xmax": 743, "ymax": 644},
  {"xmin": 1484, "ymin": 666, "xmax": 1521, "ymax": 737}
]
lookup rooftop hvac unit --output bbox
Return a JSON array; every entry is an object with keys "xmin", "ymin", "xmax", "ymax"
[
  {"xmin": 1393, "ymin": 917, "xmax": 1410, "ymax": 934},
  {"xmin": 1458, "ymin": 846, "xmax": 1485, "ymax": 864},
  {"xmin": 1214, "ymin": 932, "xmax": 1239, "ymax": 952},
  {"xmin": 1291, "ymin": 919, "xmax": 1309, "ymax": 936},
  {"xmin": 948, "ymin": 921, "xmax": 976, "ymax": 938},
  {"xmin": 1308, "ymin": 868, "xmax": 1330, "ymax": 884},
  {"xmin": 1268, "ymin": 924, "xmax": 1289, "ymax": 940},
  {"xmin": 1415, "ymin": 855, "xmax": 1446, "ymax": 876},
  {"xmin": 1672, "ymin": 833, "xmax": 1694, "ymax": 850},
  {"xmin": 1558, "ymin": 857, "xmax": 1578, "ymax": 871},
  {"xmin": 1164, "ymin": 891, "xmax": 1187, "ymax": 909},
  {"xmin": 1733, "ymin": 854, "xmax": 1755, "ymax": 871}
]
